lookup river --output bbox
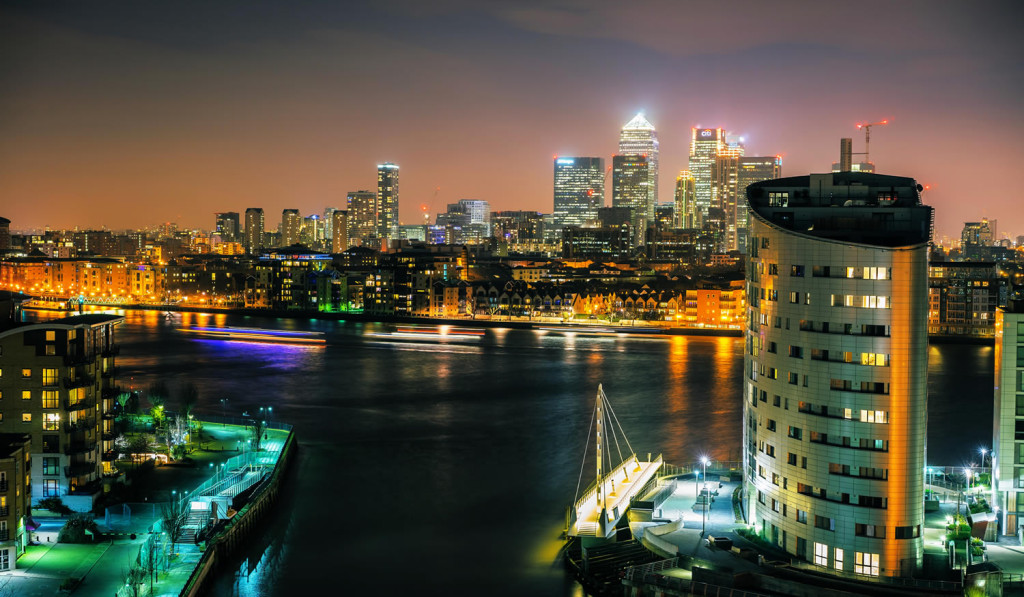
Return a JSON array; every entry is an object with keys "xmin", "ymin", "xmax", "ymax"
[{"xmin": 43, "ymin": 309, "xmax": 992, "ymax": 596}]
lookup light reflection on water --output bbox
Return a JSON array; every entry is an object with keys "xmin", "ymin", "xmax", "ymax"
[{"xmin": 50, "ymin": 310, "xmax": 991, "ymax": 597}]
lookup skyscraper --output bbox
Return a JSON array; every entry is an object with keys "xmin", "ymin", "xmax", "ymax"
[
  {"xmin": 619, "ymin": 113, "xmax": 658, "ymax": 208},
  {"xmin": 347, "ymin": 190, "xmax": 378, "ymax": 247},
  {"xmin": 611, "ymin": 154, "xmax": 650, "ymax": 247},
  {"xmin": 553, "ymin": 157, "xmax": 605, "ymax": 232},
  {"xmin": 712, "ymin": 145, "xmax": 745, "ymax": 252},
  {"xmin": 281, "ymin": 209, "xmax": 302, "ymax": 246},
  {"xmin": 743, "ymin": 172, "xmax": 932, "ymax": 578},
  {"xmin": 331, "ymin": 210, "xmax": 349, "ymax": 253},
  {"xmin": 734, "ymin": 156, "xmax": 782, "ymax": 254},
  {"xmin": 244, "ymin": 208, "xmax": 265, "ymax": 255},
  {"xmin": 690, "ymin": 127, "xmax": 726, "ymax": 224},
  {"xmin": 377, "ymin": 162, "xmax": 400, "ymax": 244},
  {"xmin": 674, "ymin": 172, "xmax": 696, "ymax": 229},
  {"xmin": 993, "ymin": 293, "xmax": 1024, "ymax": 537},
  {"xmin": 214, "ymin": 212, "xmax": 240, "ymax": 242}
]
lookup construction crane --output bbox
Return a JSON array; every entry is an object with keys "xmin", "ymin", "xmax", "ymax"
[{"xmin": 855, "ymin": 119, "xmax": 889, "ymax": 165}]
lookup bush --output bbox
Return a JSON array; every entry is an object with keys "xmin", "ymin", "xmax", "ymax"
[
  {"xmin": 37, "ymin": 496, "xmax": 74, "ymax": 516},
  {"xmin": 58, "ymin": 513, "xmax": 101, "ymax": 543}
]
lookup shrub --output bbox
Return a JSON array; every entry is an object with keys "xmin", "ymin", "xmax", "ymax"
[
  {"xmin": 58, "ymin": 513, "xmax": 101, "ymax": 543},
  {"xmin": 37, "ymin": 496, "xmax": 74, "ymax": 516}
]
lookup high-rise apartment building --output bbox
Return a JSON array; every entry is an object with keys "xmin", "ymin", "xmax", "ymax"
[
  {"xmin": 331, "ymin": 210, "xmax": 349, "ymax": 253},
  {"xmin": 0, "ymin": 433, "xmax": 30, "ymax": 569},
  {"xmin": 281, "ymin": 209, "xmax": 302, "ymax": 247},
  {"xmin": 553, "ymin": 157, "xmax": 604, "ymax": 232},
  {"xmin": 674, "ymin": 172, "xmax": 697, "ymax": 229},
  {"xmin": 619, "ymin": 113, "xmax": 658, "ymax": 208},
  {"xmin": 377, "ymin": 163, "xmax": 400, "ymax": 244},
  {"xmin": 690, "ymin": 127, "xmax": 726, "ymax": 225},
  {"xmin": 744, "ymin": 173, "xmax": 932, "ymax": 578},
  {"xmin": 244, "ymin": 208, "xmax": 265, "ymax": 255},
  {"xmin": 0, "ymin": 314, "xmax": 124, "ymax": 511},
  {"xmin": 993, "ymin": 294, "xmax": 1024, "ymax": 536},
  {"xmin": 612, "ymin": 154, "xmax": 651, "ymax": 247},
  {"xmin": 962, "ymin": 219, "xmax": 995, "ymax": 260},
  {"xmin": 347, "ymin": 191, "xmax": 378, "ymax": 248},
  {"xmin": 214, "ymin": 212, "xmax": 239, "ymax": 242}
]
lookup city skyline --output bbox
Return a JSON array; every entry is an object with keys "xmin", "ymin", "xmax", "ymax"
[{"xmin": 1, "ymin": 2, "xmax": 1021, "ymax": 238}]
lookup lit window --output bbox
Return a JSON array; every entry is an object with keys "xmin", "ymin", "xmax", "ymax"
[
  {"xmin": 42, "ymin": 391, "xmax": 59, "ymax": 409},
  {"xmin": 815, "ymin": 542, "xmax": 828, "ymax": 566},
  {"xmin": 43, "ymin": 413, "xmax": 60, "ymax": 431},
  {"xmin": 46, "ymin": 331, "xmax": 56, "ymax": 341},
  {"xmin": 21, "ymin": 369, "xmax": 31, "ymax": 378},
  {"xmin": 22, "ymin": 413, "xmax": 31, "ymax": 423},
  {"xmin": 835, "ymin": 548, "xmax": 844, "ymax": 570},
  {"xmin": 42, "ymin": 368, "xmax": 58, "ymax": 386},
  {"xmin": 854, "ymin": 552, "xmax": 879, "ymax": 576},
  {"xmin": 21, "ymin": 391, "xmax": 31, "ymax": 401}
]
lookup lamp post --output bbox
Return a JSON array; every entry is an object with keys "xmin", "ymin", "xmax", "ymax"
[{"xmin": 700, "ymin": 456, "xmax": 710, "ymax": 536}]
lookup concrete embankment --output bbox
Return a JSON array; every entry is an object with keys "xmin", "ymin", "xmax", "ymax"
[{"xmin": 178, "ymin": 429, "xmax": 298, "ymax": 597}]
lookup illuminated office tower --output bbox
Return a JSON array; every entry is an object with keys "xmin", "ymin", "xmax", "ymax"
[
  {"xmin": 712, "ymin": 146, "xmax": 745, "ymax": 252},
  {"xmin": 743, "ymin": 172, "xmax": 931, "ymax": 578},
  {"xmin": 331, "ymin": 210, "xmax": 349, "ymax": 253},
  {"xmin": 244, "ymin": 208, "xmax": 265, "ymax": 255},
  {"xmin": 553, "ymin": 157, "xmax": 605, "ymax": 232},
  {"xmin": 674, "ymin": 171, "xmax": 697, "ymax": 228},
  {"xmin": 323, "ymin": 207, "xmax": 339, "ymax": 240},
  {"xmin": 619, "ymin": 113, "xmax": 658, "ymax": 208},
  {"xmin": 611, "ymin": 154, "xmax": 651, "ymax": 247},
  {"xmin": 734, "ymin": 156, "xmax": 782, "ymax": 254},
  {"xmin": 214, "ymin": 212, "xmax": 239, "ymax": 242},
  {"xmin": 280, "ymin": 209, "xmax": 302, "ymax": 246},
  {"xmin": 690, "ymin": 127, "xmax": 726, "ymax": 224},
  {"xmin": 377, "ymin": 162, "xmax": 400, "ymax": 243},
  {"xmin": 347, "ymin": 190, "xmax": 378, "ymax": 247},
  {"xmin": 300, "ymin": 214, "xmax": 323, "ymax": 249}
]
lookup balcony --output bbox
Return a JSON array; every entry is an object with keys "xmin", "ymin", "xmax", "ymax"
[
  {"xmin": 0, "ymin": 530, "xmax": 8, "ymax": 542},
  {"xmin": 102, "ymin": 450, "xmax": 117, "ymax": 462},
  {"xmin": 65, "ymin": 462, "xmax": 97, "ymax": 478},
  {"xmin": 65, "ymin": 442, "xmax": 94, "ymax": 456},
  {"xmin": 63, "ymin": 374, "xmax": 95, "ymax": 390},
  {"xmin": 101, "ymin": 387, "xmax": 124, "ymax": 399},
  {"xmin": 63, "ymin": 353, "xmax": 95, "ymax": 367},
  {"xmin": 64, "ymin": 397, "xmax": 96, "ymax": 412},
  {"xmin": 65, "ymin": 417, "xmax": 96, "ymax": 433},
  {"xmin": 101, "ymin": 345, "xmax": 120, "ymax": 358},
  {"xmin": 101, "ymin": 366, "xmax": 121, "ymax": 379},
  {"xmin": 0, "ymin": 480, "xmax": 7, "ymax": 492},
  {"xmin": 0, "ymin": 506, "xmax": 8, "ymax": 517}
]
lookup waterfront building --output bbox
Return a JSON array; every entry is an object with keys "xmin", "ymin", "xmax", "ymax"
[
  {"xmin": 743, "ymin": 172, "xmax": 932, "ymax": 577},
  {"xmin": 280, "ymin": 209, "xmax": 302, "ymax": 247},
  {"xmin": 0, "ymin": 433, "xmax": 30, "ymax": 570},
  {"xmin": 561, "ymin": 225, "xmax": 632, "ymax": 261},
  {"xmin": 378, "ymin": 162, "xmax": 400, "ymax": 244},
  {"xmin": 690, "ymin": 127, "xmax": 726, "ymax": 224},
  {"xmin": 618, "ymin": 113, "xmax": 658, "ymax": 209},
  {"xmin": 674, "ymin": 172, "xmax": 697, "ymax": 229},
  {"xmin": 927, "ymin": 261, "xmax": 1007, "ymax": 338},
  {"xmin": 993, "ymin": 294, "xmax": 1024, "ymax": 537},
  {"xmin": 331, "ymin": 210, "xmax": 349, "ymax": 253},
  {"xmin": 553, "ymin": 157, "xmax": 605, "ymax": 232},
  {"xmin": 214, "ymin": 212, "xmax": 240, "ymax": 243},
  {"xmin": 0, "ymin": 314, "xmax": 124, "ymax": 511},
  {"xmin": 244, "ymin": 208, "xmax": 265, "ymax": 255},
  {"xmin": 611, "ymin": 154, "xmax": 651, "ymax": 247},
  {"xmin": 347, "ymin": 190, "xmax": 378, "ymax": 248}
]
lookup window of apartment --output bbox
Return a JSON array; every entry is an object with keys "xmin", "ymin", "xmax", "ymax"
[
  {"xmin": 766, "ymin": 445, "xmax": 776, "ymax": 458},
  {"xmin": 43, "ymin": 413, "xmax": 60, "ymax": 431},
  {"xmin": 788, "ymin": 372, "xmax": 798, "ymax": 385},
  {"xmin": 789, "ymin": 346, "xmax": 803, "ymax": 358},
  {"xmin": 858, "ymin": 495, "xmax": 887, "ymax": 508},
  {"xmin": 789, "ymin": 291, "xmax": 800, "ymax": 303},
  {"xmin": 796, "ymin": 509, "xmax": 807, "ymax": 523},
  {"xmin": 835, "ymin": 548, "xmax": 844, "ymax": 570},
  {"xmin": 43, "ymin": 457, "xmax": 59, "ymax": 475},
  {"xmin": 895, "ymin": 525, "xmax": 920, "ymax": 539},
  {"xmin": 42, "ymin": 368, "xmax": 58, "ymax": 386},
  {"xmin": 814, "ymin": 542, "xmax": 828, "ymax": 566},
  {"xmin": 42, "ymin": 390, "xmax": 59, "ymax": 409},
  {"xmin": 46, "ymin": 331, "xmax": 56, "ymax": 341},
  {"xmin": 21, "ymin": 368, "xmax": 31, "ymax": 378},
  {"xmin": 860, "ymin": 410, "xmax": 887, "ymax": 423},
  {"xmin": 773, "ymin": 395, "xmax": 781, "ymax": 407},
  {"xmin": 772, "ymin": 498, "xmax": 780, "ymax": 512},
  {"xmin": 854, "ymin": 552, "xmax": 880, "ymax": 576},
  {"xmin": 791, "ymin": 265, "xmax": 804, "ymax": 277},
  {"xmin": 758, "ymin": 490, "xmax": 766, "ymax": 504},
  {"xmin": 856, "ymin": 524, "xmax": 885, "ymax": 538},
  {"xmin": 796, "ymin": 537, "xmax": 807, "ymax": 558},
  {"xmin": 772, "ymin": 473, "xmax": 780, "ymax": 485},
  {"xmin": 767, "ymin": 419, "xmax": 776, "ymax": 432},
  {"xmin": 814, "ymin": 516, "xmax": 835, "ymax": 531},
  {"xmin": 21, "ymin": 390, "xmax": 31, "ymax": 401},
  {"xmin": 787, "ymin": 452, "xmax": 797, "ymax": 466},
  {"xmin": 767, "ymin": 341, "xmax": 777, "ymax": 353},
  {"xmin": 788, "ymin": 426, "xmax": 802, "ymax": 440},
  {"xmin": 22, "ymin": 413, "xmax": 31, "ymax": 423},
  {"xmin": 43, "ymin": 479, "xmax": 59, "ymax": 497},
  {"xmin": 860, "ymin": 353, "xmax": 888, "ymax": 366}
]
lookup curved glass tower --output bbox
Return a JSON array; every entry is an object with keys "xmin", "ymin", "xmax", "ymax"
[{"xmin": 743, "ymin": 173, "xmax": 932, "ymax": 578}]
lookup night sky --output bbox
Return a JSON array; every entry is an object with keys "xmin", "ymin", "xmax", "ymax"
[{"xmin": 1, "ymin": 0, "xmax": 1021, "ymax": 240}]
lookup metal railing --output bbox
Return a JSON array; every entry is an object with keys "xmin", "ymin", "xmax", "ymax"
[
  {"xmin": 623, "ymin": 557, "xmax": 679, "ymax": 581},
  {"xmin": 785, "ymin": 559, "xmax": 963, "ymax": 591}
]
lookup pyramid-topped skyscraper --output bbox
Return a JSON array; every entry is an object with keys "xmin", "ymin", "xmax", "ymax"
[{"xmin": 618, "ymin": 113, "xmax": 659, "ymax": 217}]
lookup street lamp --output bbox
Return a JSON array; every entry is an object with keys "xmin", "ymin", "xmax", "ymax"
[
  {"xmin": 700, "ymin": 456, "xmax": 710, "ymax": 536},
  {"xmin": 979, "ymin": 448, "xmax": 989, "ymax": 469}
]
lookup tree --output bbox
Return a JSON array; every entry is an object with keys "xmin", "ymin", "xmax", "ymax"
[
  {"xmin": 58, "ymin": 512, "xmax": 100, "ymax": 543},
  {"xmin": 120, "ymin": 561, "xmax": 146, "ymax": 597},
  {"xmin": 37, "ymin": 496, "xmax": 73, "ymax": 517},
  {"xmin": 148, "ymin": 380, "xmax": 168, "ymax": 410},
  {"xmin": 250, "ymin": 418, "xmax": 266, "ymax": 452},
  {"xmin": 128, "ymin": 435, "xmax": 150, "ymax": 469},
  {"xmin": 178, "ymin": 382, "xmax": 199, "ymax": 422},
  {"xmin": 161, "ymin": 498, "xmax": 188, "ymax": 556}
]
